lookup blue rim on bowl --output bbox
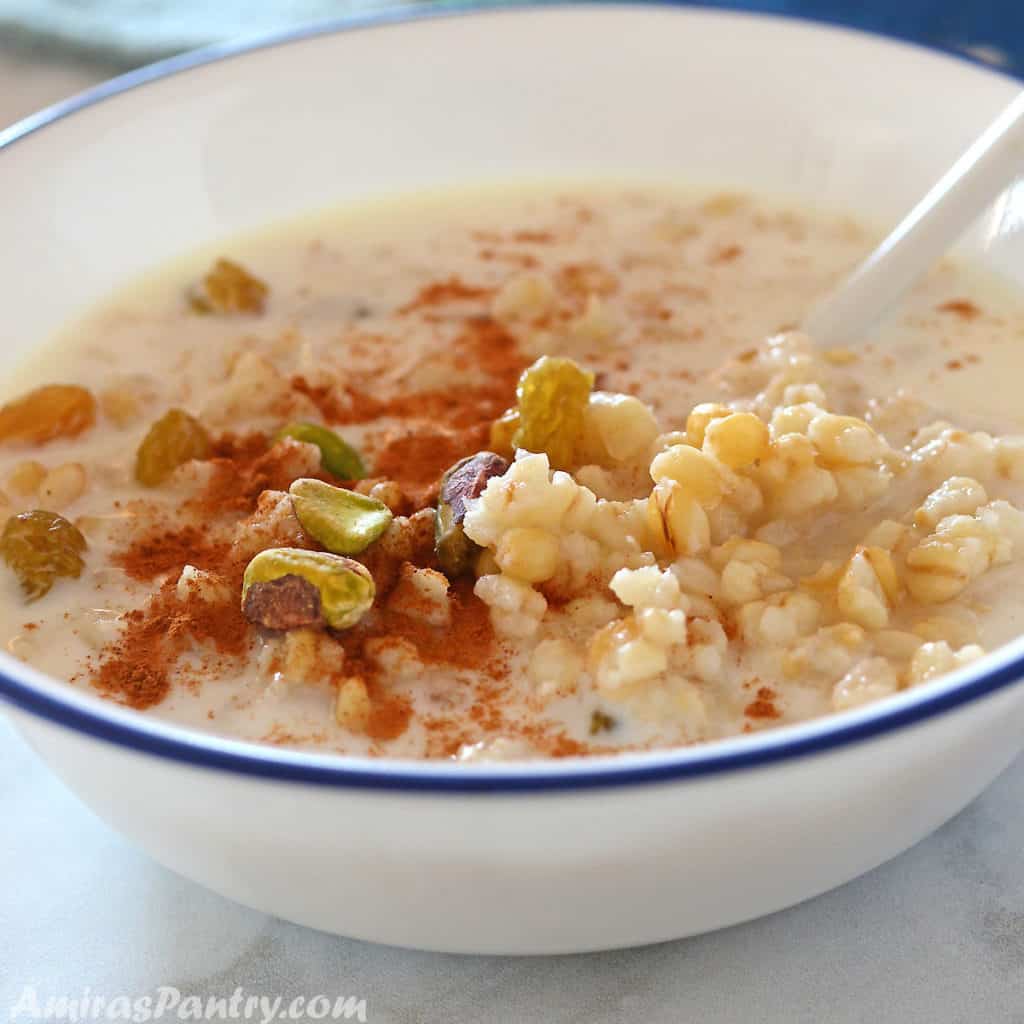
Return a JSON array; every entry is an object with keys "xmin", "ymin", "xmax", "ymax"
[{"xmin": 2, "ymin": 1, "xmax": 1023, "ymax": 792}]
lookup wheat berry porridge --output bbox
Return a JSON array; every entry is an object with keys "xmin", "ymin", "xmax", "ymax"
[{"xmin": 3, "ymin": 183, "xmax": 1024, "ymax": 760}]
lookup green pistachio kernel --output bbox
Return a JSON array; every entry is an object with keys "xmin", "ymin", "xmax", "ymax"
[
  {"xmin": 435, "ymin": 512, "xmax": 477, "ymax": 579},
  {"xmin": 289, "ymin": 478, "xmax": 392, "ymax": 556},
  {"xmin": 275, "ymin": 422, "xmax": 366, "ymax": 480},
  {"xmin": 241, "ymin": 547, "xmax": 374, "ymax": 631},
  {"xmin": 435, "ymin": 452, "xmax": 508, "ymax": 577}
]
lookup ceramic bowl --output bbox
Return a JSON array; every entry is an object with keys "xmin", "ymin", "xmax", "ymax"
[{"xmin": 2, "ymin": 4, "xmax": 1024, "ymax": 954}]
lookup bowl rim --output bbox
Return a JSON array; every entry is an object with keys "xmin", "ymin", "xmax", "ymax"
[{"xmin": 2, "ymin": 0, "xmax": 1024, "ymax": 793}]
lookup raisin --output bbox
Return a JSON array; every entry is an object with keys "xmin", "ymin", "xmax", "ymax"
[
  {"xmin": 512, "ymin": 356, "xmax": 594, "ymax": 470},
  {"xmin": 0, "ymin": 385, "xmax": 96, "ymax": 445},
  {"xmin": 1, "ymin": 510, "xmax": 87, "ymax": 601},
  {"xmin": 189, "ymin": 258, "xmax": 268, "ymax": 314},
  {"xmin": 488, "ymin": 408, "xmax": 519, "ymax": 460},
  {"xmin": 135, "ymin": 409, "xmax": 212, "ymax": 487}
]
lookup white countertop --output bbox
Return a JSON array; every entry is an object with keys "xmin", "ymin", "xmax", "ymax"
[{"xmin": 2, "ymin": 49, "xmax": 1023, "ymax": 1023}]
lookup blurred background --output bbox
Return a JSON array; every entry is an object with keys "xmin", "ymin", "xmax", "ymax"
[{"xmin": 1, "ymin": 0, "xmax": 1022, "ymax": 128}]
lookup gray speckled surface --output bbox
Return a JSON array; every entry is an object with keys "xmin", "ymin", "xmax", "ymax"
[{"xmin": 2, "ymin": 714, "xmax": 1023, "ymax": 1022}]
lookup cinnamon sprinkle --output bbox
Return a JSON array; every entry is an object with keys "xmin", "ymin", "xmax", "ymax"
[
  {"xmin": 372, "ymin": 425, "xmax": 489, "ymax": 508},
  {"xmin": 712, "ymin": 243, "xmax": 743, "ymax": 264},
  {"xmin": 113, "ymin": 525, "xmax": 230, "ymax": 582},
  {"xmin": 196, "ymin": 435, "xmax": 342, "ymax": 515},
  {"xmin": 314, "ymin": 316, "xmax": 525, "ymax": 431},
  {"xmin": 93, "ymin": 568, "xmax": 250, "ymax": 710},
  {"xmin": 346, "ymin": 579, "xmax": 500, "ymax": 675},
  {"xmin": 397, "ymin": 276, "xmax": 493, "ymax": 314},
  {"xmin": 512, "ymin": 230, "xmax": 555, "ymax": 243},
  {"xmin": 290, "ymin": 376, "xmax": 350, "ymax": 423},
  {"xmin": 937, "ymin": 299, "xmax": 981, "ymax": 320},
  {"xmin": 744, "ymin": 686, "xmax": 781, "ymax": 720},
  {"xmin": 91, "ymin": 432, "xmax": 315, "ymax": 708},
  {"xmin": 88, "ymin": 276, "xmax": 539, "ymax": 748},
  {"xmin": 365, "ymin": 691, "xmax": 413, "ymax": 742},
  {"xmin": 295, "ymin": 315, "xmax": 528, "ymax": 509}
]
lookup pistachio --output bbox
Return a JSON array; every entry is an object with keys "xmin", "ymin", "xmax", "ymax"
[
  {"xmin": 242, "ymin": 574, "xmax": 323, "ymax": 631},
  {"xmin": 289, "ymin": 478, "xmax": 392, "ymax": 555},
  {"xmin": 242, "ymin": 547, "xmax": 374, "ymax": 631},
  {"xmin": 436, "ymin": 523, "xmax": 477, "ymax": 580},
  {"xmin": 275, "ymin": 422, "xmax": 366, "ymax": 479},
  {"xmin": 435, "ymin": 451, "xmax": 508, "ymax": 576}
]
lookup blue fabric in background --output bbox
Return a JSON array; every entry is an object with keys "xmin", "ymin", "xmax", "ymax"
[
  {"xmin": 0, "ymin": 0, "xmax": 1022, "ymax": 73},
  {"xmin": 694, "ymin": 0, "xmax": 1023, "ymax": 77}
]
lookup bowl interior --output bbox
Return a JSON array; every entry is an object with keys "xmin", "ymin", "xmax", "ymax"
[
  {"xmin": 2, "ymin": 3, "xmax": 1024, "ymax": 782},
  {"xmin": 3, "ymin": 3, "xmax": 1023, "ymax": 366}
]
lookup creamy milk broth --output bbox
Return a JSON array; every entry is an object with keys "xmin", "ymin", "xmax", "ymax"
[{"xmin": 3, "ymin": 183, "xmax": 1024, "ymax": 758}]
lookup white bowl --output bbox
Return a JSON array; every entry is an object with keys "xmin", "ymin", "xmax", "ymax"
[{"xmin": 2, "ymin": 4, "xmax": 1024, "ymax": 955}]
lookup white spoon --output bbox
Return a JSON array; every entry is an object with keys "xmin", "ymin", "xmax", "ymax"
[{"xmin": 803, "ymin": 90, "xmax": 1024, "ymax": 348}]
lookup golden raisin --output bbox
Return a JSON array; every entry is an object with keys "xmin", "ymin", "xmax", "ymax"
[
  {"xmin": 489, "ymin": 408, "xmax": 519, "ymax": 460},
  {"xmin": 0, "ymin": 385, "xmax": 96, "ymax": 445},
  {"xmin": 1, "ymin": 510, "xmax": 87, "ymax": 601},
  {"xmin": 135, "ymin": 409, "xmax": 212, "ymax": 486},
  {"xmin": 189, "ymin": 258, "xmax": 268, "ymax": 314},
  {"xmin": 512, "ymin": 356, "xmax": 594, "ymax": 470}
]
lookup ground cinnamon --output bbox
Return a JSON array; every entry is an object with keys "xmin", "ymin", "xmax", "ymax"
[
  {"xmin": 93, "ymin": 584, "xmax": 178, "ymax": 708},
  {"xmin": 744, "ymin": 686, "xmax": 781, "ymax": 720},
  {"xmin": 371, "ymin": 424, "xmax": 489, "ymax": 509},
  {"xmin": 397, "ymin": 275, "xmax": 493, "ymax": 314},
  {"xmin": 113, "ymin": 525, "xmax": 230, "ymax": 582},
  {"xmin": 86, "ymin": 274, "xmax": 562, "ymax": 753},
  {"xmin": 295, "ymin": 314, "xmax": 527, "ymax": 510},
  {"xmin": 197, "ymin": 435, "xmax": 343, "ymax": 516},
  {"xmin": 937, "ymin": 299, "xmax": 982, "ymax": 320},
  {"xmin": 97, "ymin": 525, "xmax": 251, "ymax": 709}
]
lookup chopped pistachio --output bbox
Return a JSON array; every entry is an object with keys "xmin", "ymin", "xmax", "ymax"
[
  {"xmin": 589, "ymin": 710, "xmax": 616, "ymax": 735},
  {"xmin": 242, "ymin": 547, "xmax": 374, "ymax": 631},
  {"xmin": 435, "ymin": 452, "xmax": 509, "ymax": 577},
  {"xmin": 289, "ymin": 478, "xmax": 392, "ymax": 555},
  {"xmin": 275, "ymin": 422, "xmax": 366, "ymax": 479}
]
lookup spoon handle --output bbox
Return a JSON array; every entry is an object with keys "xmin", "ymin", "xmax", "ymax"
[{"xmin": 804, "ymin": 90, "xmax": 1024, "ymax": 348}]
